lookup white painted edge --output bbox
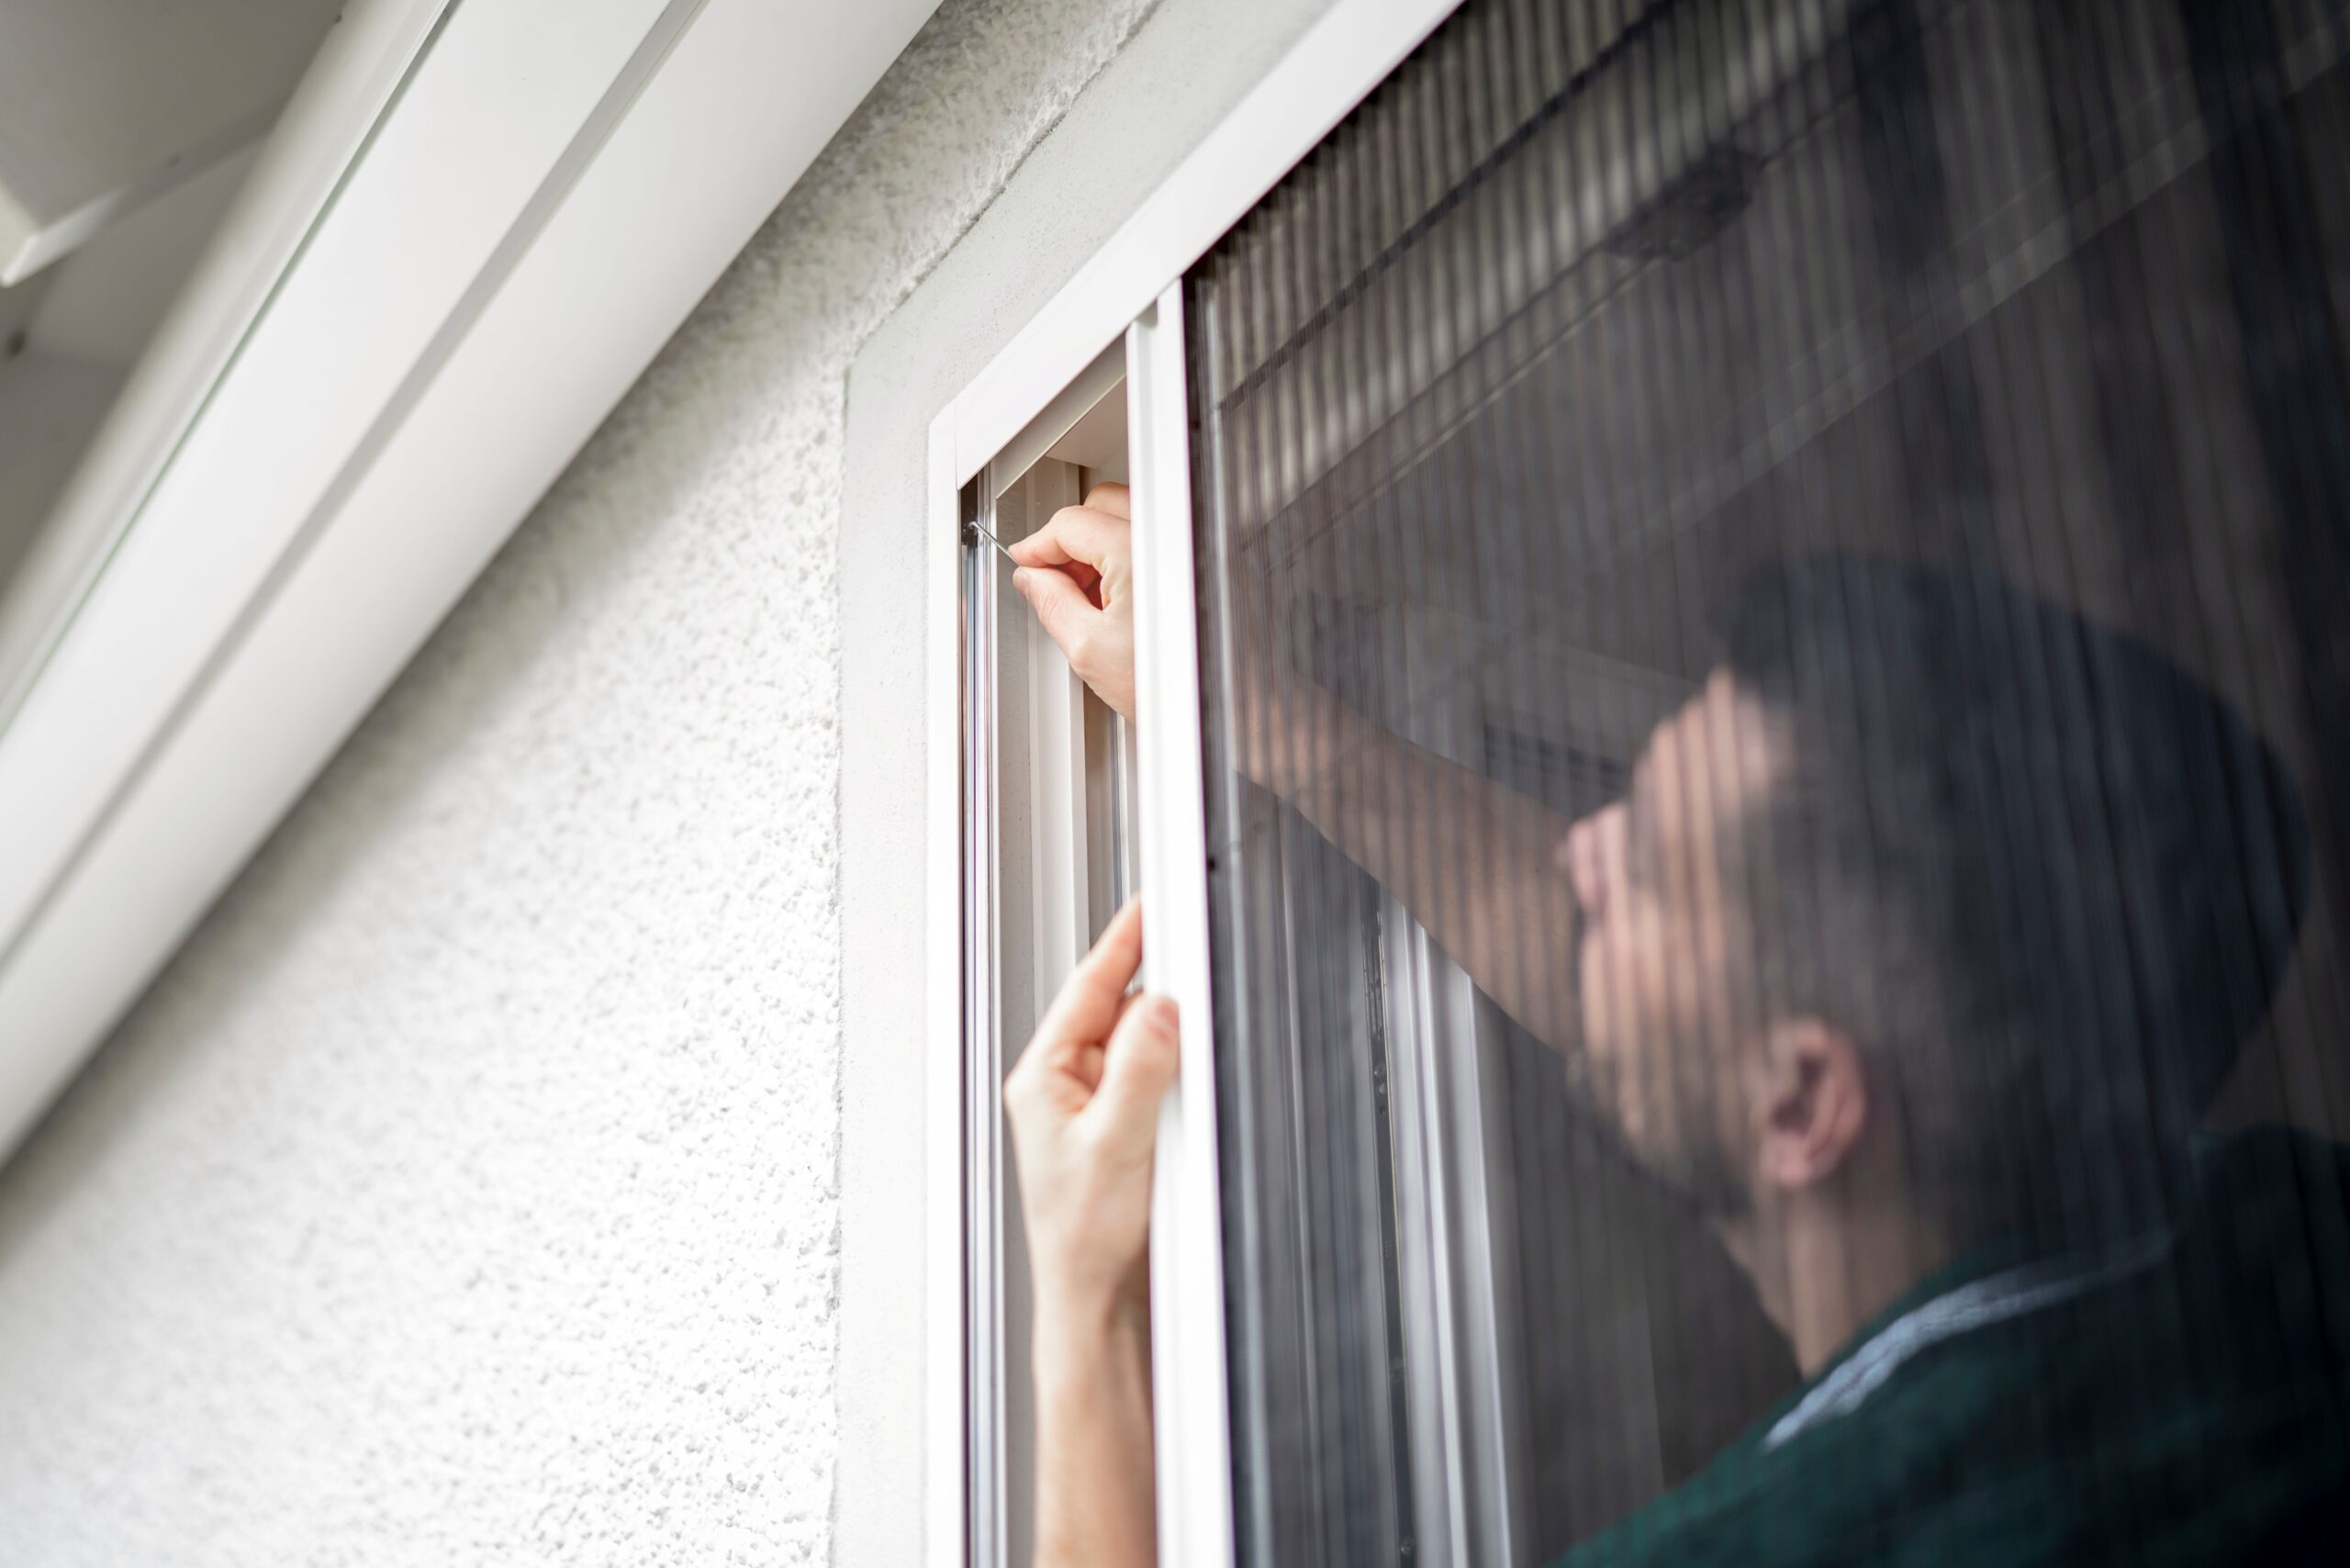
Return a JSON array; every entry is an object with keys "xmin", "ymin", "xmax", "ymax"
[
  {"xmin": 988, "ymin": 343, "xmax": 1125, "ymax": 501},
  {"xmin": 925, "ymin": 415, "xmax": 967, "ymax": 1568},
  {"xmin": 1129, "ymin": 283, "xmax": 1236, "ymax": 1568},
  {"xmin": 935, "ymin": 0, "xmax": 1464, "ymax": 491},
  {"xmin": 0, "ymin": 180, "xmax": 41, "ymax": 286},
  {"xmin": 0, "ymin": 0, "xmax": 946, "ymax": 1159},
  {"xmin": 0, "ymin": 0, "xmax": 690, "ymax": 958},
  {"xmin": 968, "ymin": 473, "xmax": 1008, "ymax": 1568},
  {"xmin": 921, "ymin": 2, "xmax": 1465, "ymax": 1562},
  {"xmin": 0, "ymin": 0, "xmax": 452, "ymax": 725},
  {"xmin": 0, "ymin": 102, "xmax": 285, "ymax": 289}
]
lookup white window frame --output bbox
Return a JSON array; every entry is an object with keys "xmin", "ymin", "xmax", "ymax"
[
  {"xmin": 921, "ymin": 4, "xmax": 1468, "ymax": 1564},
  {"xmin": 958, "ymin": 430, "xmax": 1132, "ymax": 1568},
  {"xmin": 0, "ymin": 0, "xmax": 945, "ymax": 1159}
]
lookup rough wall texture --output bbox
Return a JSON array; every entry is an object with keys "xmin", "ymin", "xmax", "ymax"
[{"xmin": 0, "ymin": 1, "xmax": 1163, "ymax": 1562}]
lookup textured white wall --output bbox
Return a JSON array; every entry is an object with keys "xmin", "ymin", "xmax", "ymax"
[{"xmin": 0, "ymin": 2, "xmax": 1175, "ymax": 1562}]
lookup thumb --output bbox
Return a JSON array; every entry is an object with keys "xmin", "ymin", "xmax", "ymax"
[
  {"xmin": 1013, "ymin": 566, "xmax": 1102, "ymax": 655},
  {"xmin": 1086, "ymin": 994, "xmax": 1181, "ymax": 1160}
]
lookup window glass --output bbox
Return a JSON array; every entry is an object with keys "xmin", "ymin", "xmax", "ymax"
[{"xmin": 1186, "ymin": 1, "xmax": 2350, "ymax": 1563}]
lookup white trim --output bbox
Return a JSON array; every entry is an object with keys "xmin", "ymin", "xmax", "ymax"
[
  {"xmin": 921, "ymin": 3, "xmax": 1466, "ymax": 1562},
  {"xmin": 932, "ymin": 0, "xmax": 1464, "ymax": 493},
  {"xmin": 942, "ymin": 442, "xmax": 1135, "ymax": 1568},
  {"xmin": 0, "ymin": 0, "xmax": 453, "ymax": 721},
  {"xmin": 923, "ymin": 420, "xmax": 967, "ymax": 1568},
  {"xmin": 1002, "ymin": 456, "xmax": 1111, "ymax": 1568},
  {"xmin": 0, "ymin": 102, "xmax": 284, "ymax": 290},
  {"xmin": 1018, "ymin": 463, "xmax": 1099, "ymax": 1004},
  {"xmin": 1128, "ymin": 282, "xmax": 1236, "ymax": 1568},
  {"xmin": 956, "ymin": 454, "xmax": 1107, "ymax": 1568},
  {"xmin": 990, "ymin": 344, "xmax": 1126, "ymax": 502},
  {"xmin": 0, "ymin": 0, "xmax": 946, "ymax": 1159},
  {"xmin": 964, "ymin": 474, "xmax": 1009, "ymax": 1568}
]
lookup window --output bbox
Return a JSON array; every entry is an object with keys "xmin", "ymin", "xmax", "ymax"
[
  {"xmin": 955, "ymin": 345, "xmax": 1138, "ymax": 1568},
  {"xmin": 938, "ymin": 0, "xmax": 2350, "ymax": 1562},
  {"xmin": 1188, "ymin": 0, "xmax": 2350, "ymax": 1563}
]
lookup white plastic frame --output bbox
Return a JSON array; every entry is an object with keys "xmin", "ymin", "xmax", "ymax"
[
  {"xmin": 0, "ymin": 0, "xmax": 944, "ymax": 1158},
  {"xmin": 959, "ymin": 449, "xmax": 1110, "ymax": 1568},
  {"xmin": 922, "ymin": 2, "xmax": 1467, "ymax": 1563},
  {"xmin": 1125, "ymin": 281, "xmax": 1232, "ymax": 1568}
]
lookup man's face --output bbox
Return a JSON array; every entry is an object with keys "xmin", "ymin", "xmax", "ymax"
[{"xmin": 1557, "ymin": 668, "xmax": 1789, "ymax": 1212}]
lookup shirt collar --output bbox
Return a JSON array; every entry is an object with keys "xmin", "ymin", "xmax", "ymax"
[{"xmin": 1762, "ymin": 1230, "xmax": 2172, "ymax": 1451}]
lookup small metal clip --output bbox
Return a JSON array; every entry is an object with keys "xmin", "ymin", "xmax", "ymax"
[{"xmin": 967, "ymin": 518, "xmax": 1019, "ymax": 566}]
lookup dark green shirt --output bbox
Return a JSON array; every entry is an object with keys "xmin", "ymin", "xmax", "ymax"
[{"xmin": 1557, "ymin": 1128, "xmax": 2350, "ymax": 1565}]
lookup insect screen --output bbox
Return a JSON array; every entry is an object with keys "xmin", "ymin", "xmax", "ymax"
[{"xmin": 1184, "ymin": 1, "xmax": 2350, "ymax": 1563}]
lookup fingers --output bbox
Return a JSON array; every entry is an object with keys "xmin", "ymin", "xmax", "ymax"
[
  {"xmin": 1083, "ymin": 481, "xmax": 1129, "ymax": 519},
  {"xmin": 1065, "ymin": 991, "xmax": 1143, "ymax": 1092},
  {"xmin": 1008, "ymin": 504, "xmax": 1131, "ymax": 577},
  {"xmin": 1084, "ymin": 992, "xmax": 1181, "ymax": 1162},
  {"xmin": 1028, "ymin": 901, "xmax": 1145, "ymax": 1067},
  {"xmin": 1013, "ymin": 565, "xmax": 1105, "ymax": 660}
]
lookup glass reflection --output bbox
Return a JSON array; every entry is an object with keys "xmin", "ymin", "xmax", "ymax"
[{"xmin": 1188, "ymin": 0, "xmax": 2350, "ymax": 1562}]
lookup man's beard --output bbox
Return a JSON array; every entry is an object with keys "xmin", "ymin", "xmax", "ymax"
[{"xmin": 1556, "ymin": 1028, "xmax": 1751, "ymax": 1221}]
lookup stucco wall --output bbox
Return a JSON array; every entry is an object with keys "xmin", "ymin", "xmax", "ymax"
[{"xmin": 0, "ymin": 0, "xmax": 1336, "ymax": 1562}]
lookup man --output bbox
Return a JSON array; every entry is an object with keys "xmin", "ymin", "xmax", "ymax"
[{"xmin": 1002, "ymin": 486, "xmax": 2350, "ymax": 1564}]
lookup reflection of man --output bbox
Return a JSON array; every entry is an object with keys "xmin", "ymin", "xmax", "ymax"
[{"xmin": 1002, "ymin": 487, "xmax": 2350, "ymax": 1565}]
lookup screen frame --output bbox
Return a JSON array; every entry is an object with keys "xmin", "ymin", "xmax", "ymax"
[{"xmin": 922, "ymin": 4, "xmax": 1472, "ymax": 1563}]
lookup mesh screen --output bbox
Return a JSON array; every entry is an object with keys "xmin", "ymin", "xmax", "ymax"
[{"xmin": 1185, "ymin": 1, "xmax": 2350, "ymax": 1562}]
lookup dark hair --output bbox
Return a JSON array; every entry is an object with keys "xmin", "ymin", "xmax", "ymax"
[{"xmin": 1718, "ymin": 553, "xmax": 2311, "ymax": 1243}]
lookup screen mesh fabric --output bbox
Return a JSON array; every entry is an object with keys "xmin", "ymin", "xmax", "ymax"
[{"xmin": 1184, "ymin": 1, "xmax": 2350, "ymax": 1562}]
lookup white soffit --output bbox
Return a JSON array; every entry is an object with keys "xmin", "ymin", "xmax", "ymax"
[
  {"xmin": 0, "ymin": 0, "xmax": 347, "ymax": 285},
  {"xmin": 990, "ymin": 341, "xmax": 1125, "ymax": 496},
  {"xmin": 1043, "ymin": 380, "xmax": 1129, "ymax": 486},
  {"xmin": 0, "ymin": 0, "xmax": 944, "ymax": 1159}
]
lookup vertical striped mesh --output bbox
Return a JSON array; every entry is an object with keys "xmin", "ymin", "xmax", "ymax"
[{"xmin": 1185, "ymin": 1, "xmax": 2350, "ymax": 1562}]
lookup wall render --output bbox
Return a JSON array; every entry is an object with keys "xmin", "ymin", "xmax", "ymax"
[{"xmin": 0, "ymin": 2, "xmax": 1181, "ymax": 1562}]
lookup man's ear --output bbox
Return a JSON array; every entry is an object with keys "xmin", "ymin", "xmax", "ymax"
[{"xmin": 1750, "ymin": 1017, "xmax": 1868, "ymax": 1192}]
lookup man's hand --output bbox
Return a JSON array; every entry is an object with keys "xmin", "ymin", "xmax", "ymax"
[
  {"xmin": 1005, "ymin": 897, "xmax": 1178, "ymax": 1318},
  {"xmin": 1011, "ymin": 482, "xmax": 1137, "ymax": 721},
  {"xmin": 1005, "ymin": 898, "xmax": 1175, "ymax": 1568}
]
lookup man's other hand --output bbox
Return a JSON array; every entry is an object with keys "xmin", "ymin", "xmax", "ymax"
[
  {"xmin": 1004, "ymin": 898, "xmax": 1178, "ymax": 1322},
  {"xmin": 1011, "ymin": 482, "xmax": 1137, "ymax": 722}
]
